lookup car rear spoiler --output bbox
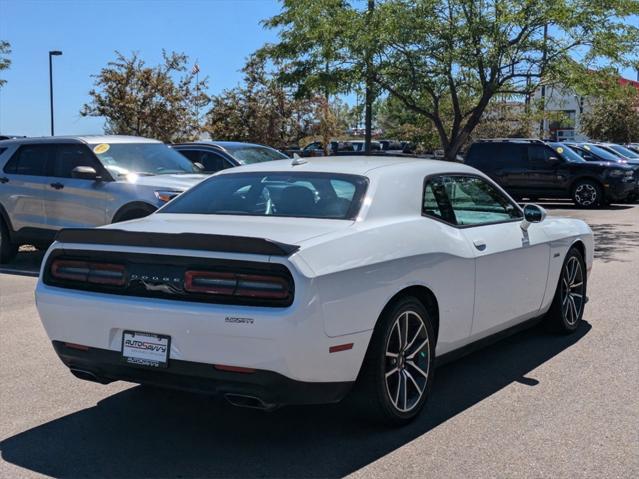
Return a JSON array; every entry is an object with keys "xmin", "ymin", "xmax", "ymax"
[{"xmin": 54, "ymin": 228, "xmax": 300, "ymax": 257}]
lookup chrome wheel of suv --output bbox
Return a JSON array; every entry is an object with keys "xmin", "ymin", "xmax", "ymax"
[{"xmin": 572, "ymin": 180, "xmax": 601, "ymax": 207}]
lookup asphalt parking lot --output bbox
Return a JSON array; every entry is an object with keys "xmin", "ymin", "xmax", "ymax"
[{"xmin": 1, "ymin": 202, "xmax": 638, "ymax": 478}]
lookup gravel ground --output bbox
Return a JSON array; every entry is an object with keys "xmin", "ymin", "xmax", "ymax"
[{"xmin": 1, "ymin": 203, "xmax": 638, "ymax": 478}]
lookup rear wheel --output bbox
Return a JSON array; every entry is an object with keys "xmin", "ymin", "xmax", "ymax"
[
  {"xmin": 545, "ymin": 247, "xmax": 587, "ymax": 333},
  {"xmin": 572, "ymin": 180, "xmax": 602, "ymax": 208},
  {"xmin": 357, "ymin": 297, "xmax": 435, "ymax": 425},
  {"xmin": 0, "ymin": 218, "xmax": 18, "ymax": 264}
]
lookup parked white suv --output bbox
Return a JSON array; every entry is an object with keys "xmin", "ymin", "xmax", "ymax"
[{"xmin": 0, "ymin": 135, "xmax": 207, "ymax": 263}]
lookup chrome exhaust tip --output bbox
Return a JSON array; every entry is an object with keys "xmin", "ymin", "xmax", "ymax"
[
  {"xmin": 69, "ymin": 368, "xmax": 106, "ymax": 383},
  {"xmin": 224, "ymin": 393, "xmax": 276, "ymax": 411}
]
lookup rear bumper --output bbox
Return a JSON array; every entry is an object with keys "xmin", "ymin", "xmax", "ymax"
[
  {"xmin": 53, "ymin": 341, "xmax": 353, "ymax": 407},
  {"xmin": 36, "ymin": 281, "xmax": 371, "ymax": 384}
]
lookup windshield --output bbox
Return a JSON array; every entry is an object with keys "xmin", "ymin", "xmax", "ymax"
[
  {"xmin": 549, "ymin": 143, "xmax": 585, "ymax": 163},
  {"xmin": 224, "ymin": 146, "xmax": 289, "ymax": 165},
  {"xmin": 607, "ymin": 144, "xmax": 639, "ymax": 159},
  {"xmin": 578, "ymin": 144, "xmax": 624, "ymax": 162},
  {"xmin": 160, "ymin": 172, "xmax": 368, "ymax": 220},
  {"xmin": 92, "ymin": 143, "xmax": 200, "ymax": 177}
]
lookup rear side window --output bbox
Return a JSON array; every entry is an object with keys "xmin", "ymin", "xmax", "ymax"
[
  {"xmin": 466, "ymin": 143, "xmax": 527, "ymax": 170},
  {"xmin": 423, "ymin": 175, "xmax": 521, "ymax": 226},
  {"xmin": 3, "ymin": 144, "xmax": 53, "ymax": 176}
]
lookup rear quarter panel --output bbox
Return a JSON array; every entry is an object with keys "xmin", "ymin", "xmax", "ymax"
[{"xmin": 293, "ymin": 217, "xmax": 477, "ymax": 356}]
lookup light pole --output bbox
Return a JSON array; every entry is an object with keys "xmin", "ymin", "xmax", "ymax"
[{"xmin": 49, "ymin": 50, "xmax": 62, "ymax": 136}]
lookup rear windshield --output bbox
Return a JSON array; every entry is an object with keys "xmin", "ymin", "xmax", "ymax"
[
  {"xmin": 160, "ymin": 172, "xmax": 368, "ymax": 220},
  {"xmin": 224, "ymin": 146, "xmax": 288, "ymax": 164}
]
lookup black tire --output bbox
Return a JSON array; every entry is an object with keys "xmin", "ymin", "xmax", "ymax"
[
  {"xmin": 356, "ymin": 296, "xmax": 435, "ymax": 426},
  {"xmin": 0, "ymin": 217, "xmax": 18, "ymax": 264},
  {"xmin": 545, "ymin": 247, "xmax": 587, "ymax": 333},
  {"xmin": 571, "ymin": 180, "xmax": 602, "ymax": 208}
]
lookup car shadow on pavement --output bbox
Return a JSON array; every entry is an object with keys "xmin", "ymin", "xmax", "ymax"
[
  {"xmin": 589, "ymin": 223, "xmax": 639, "ymax": 263},
  {"xmin": 1, "ymin": 321, "xmax": 591, "ymax": 478}
]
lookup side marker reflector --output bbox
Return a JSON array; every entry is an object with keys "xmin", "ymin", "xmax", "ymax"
[
  {"xmin": 214, "ymin": 364, "xmax": 256, "ymax": 374},
  {"xmin": 329, "ymin": 343, "xmax": 353, "ymax": 353}
]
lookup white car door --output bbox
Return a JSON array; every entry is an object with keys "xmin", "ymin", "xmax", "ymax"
[{"xmin": 426, "ymin": 174, "xmax": 550, "ymax": 339}]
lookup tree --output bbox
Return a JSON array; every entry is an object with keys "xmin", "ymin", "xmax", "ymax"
[
  {"xmin": 205, "ymin": 54, "xmax": 317, "ymax": 147},
  {"xmin": 0, "ymin": 41, "xmax": 11, "ymax": 88},
  {"xmin": 81, "ymin": 51, "xmax": 209, "ymax": 142},
  {"xmin": 260, "ymin": 0, "xmax": 360, "ymax": 154},
  {"xmin": 580, "ymin": 87, "xmax": 639, "ymax": 143},
  {"xmin": 264, "ymin": 1, "xmax": 639, "ymax": 160},
  {"xmin": 368, "ymin": 0, "xmax": 639, "ymax": 161}
]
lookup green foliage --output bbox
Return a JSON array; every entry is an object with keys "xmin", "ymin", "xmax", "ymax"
[
  {"xmin": 205, "ymin": 54, "xmax": 315, "ymax": 147},
  {"xmin": 369, "ymin": 0, "xmax": 639, "ymax": 159},
  {"xmin": 580, "ymin": 87, "xmax": 639, "ymax": 143},
  {"xmin": 205, "ymin": 54, "xmax": 359, "ymax": 149},
  {"xmin": 263, "ymin": 0, "xmax": 639, "ymax": 160},
  {"xmin": 81, "ymin": 51, "xmax": 209, "ymax": 142},
  {"xmin": 260, "ymin": 0, "xmax": 359, "ymax": 99},
  {"xmin": 0, "ymin": 41, "xmax": 11, "ymax": 88}
]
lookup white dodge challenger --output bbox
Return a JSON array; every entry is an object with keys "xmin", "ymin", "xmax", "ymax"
[{"xmin": 35, "ymin": 156, "xmax": 593, "ymax": 424}]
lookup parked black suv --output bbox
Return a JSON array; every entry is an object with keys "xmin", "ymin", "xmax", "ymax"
[{"xmin": 465, "ymin": 139, "xmax": 638, "ymax": 207}]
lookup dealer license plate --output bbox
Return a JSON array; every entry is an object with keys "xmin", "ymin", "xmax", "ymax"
[{"xmin": 121, "ymin": 331, "xmax": 170, "ymax": 368}]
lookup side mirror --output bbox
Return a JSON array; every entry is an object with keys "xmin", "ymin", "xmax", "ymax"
[
  {"xmin": 71, "ymin": 166, "xmax": 100, "ymax": 180},
  {"xmin": 521, "ymin": 204, "xmax": 547, "ymax": 231}
]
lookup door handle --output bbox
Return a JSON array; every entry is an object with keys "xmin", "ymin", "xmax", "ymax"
[
  {"xmin": 50, "ymin": 182, "xmax": 64, "ymax": 190},
  {"xmin": 0, "ymin": 177, "xmax": 8, "ymax": 184},
  {"xmin": 473, "ymin": 239, "xmax": 487, "ymax": 251}
]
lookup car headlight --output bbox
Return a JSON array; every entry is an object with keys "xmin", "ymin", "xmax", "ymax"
[
  {"xmin": 608, "ymin": 169, "xmax": 628, "ymax": 178},
  {"xmin": 154, "ymin": 190, "xmax": 182, "ymax": 202}
]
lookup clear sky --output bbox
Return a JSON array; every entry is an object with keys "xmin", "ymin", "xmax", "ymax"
[
  {"xmin": 0, "ymin": 0, "xmax": 637, "ymax": 137},
  {"xmin": 0, "ymin": 0, "xmax": 282, "ymax": 136}
]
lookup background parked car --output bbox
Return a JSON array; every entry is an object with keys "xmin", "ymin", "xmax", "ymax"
[
  {"xmin": 0, "ymin": 135, "xmax": 207, "ymax": 263},
  {"xmin": 173, "ymin": 141, "xmax": 289, "ymax": 174},
  {"xmin": 300, "ymin": 141, "xmax": 355, "ymax": 157},
  {"xmin": 564, "ymin": 142, "xmax": 639, "ymax": 167},
  {"xmin": 595, "ymin": 142, "xmax": 639, "ymax": 162},
  {"xmin": 465, "ymin": 139, "xmax": 638, "ymax": 207}
]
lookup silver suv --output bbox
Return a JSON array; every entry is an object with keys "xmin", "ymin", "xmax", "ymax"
[{"xmin": 0, "ymin": 135, "xmax": 207, "ymax": 263}]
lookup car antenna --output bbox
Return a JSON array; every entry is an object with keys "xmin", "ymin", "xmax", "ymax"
[{"xmin": 291, "ymin": 153, "xmax": 308, "ymax": 166}]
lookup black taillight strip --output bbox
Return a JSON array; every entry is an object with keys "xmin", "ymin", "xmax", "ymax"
[
  {"xmin": 44, "ymin": 250, "xmax": 295, "ymax": 308},
  {"xmin": 55, "ymin": 229, "xmax": 300, "ymax": 256}
]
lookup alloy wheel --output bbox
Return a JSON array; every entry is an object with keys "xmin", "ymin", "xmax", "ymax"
[
  {"xmin": 561, "ymin": 256, "xmax": 584, "ymax": 326},
  {"xmin": 384, "ymin": 310, "xmax": 430, "ymax": 413},
  {"xmin": 574, "ymin": 183, "xmax": 598, "ymax": 206}
]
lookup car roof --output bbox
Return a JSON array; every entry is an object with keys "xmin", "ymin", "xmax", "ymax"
[
  {"xmin": 0, "ymin": 135, "xmax": 161, "ymax": 146},
  {"xmin": 175, "ymin": 140, "xmax": 273, "ymax": 150},
  {"xmin": 215, "ymin": 155, "xmax": 475, "ymax": 177}
]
